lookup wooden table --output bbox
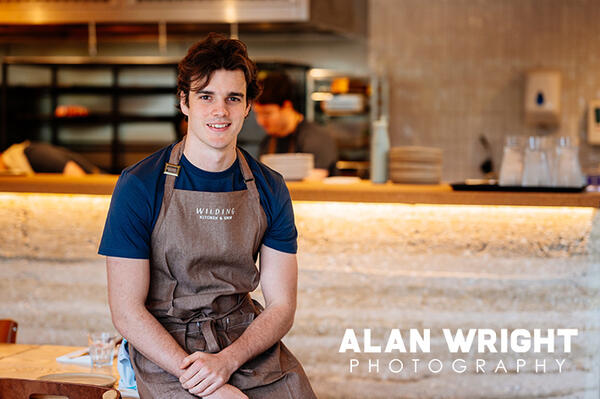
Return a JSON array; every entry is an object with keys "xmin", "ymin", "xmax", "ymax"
[{"xmin": 0, "ymin": 344, "xmax": 135, "ymax": 397}]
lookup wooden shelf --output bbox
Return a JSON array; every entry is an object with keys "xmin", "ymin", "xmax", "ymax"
[{"xmin": 1, "ymin": 177, "xmax": 599, "ymax": 207}]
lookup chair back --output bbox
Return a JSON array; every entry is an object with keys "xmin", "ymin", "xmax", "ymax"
[
  {"xmin": 0, "ymin": 319, "xmax": 17, "ymax": 343},
  {"xmin": 0, "ymin": 378, "xmax": 121, "ymax": 399}
]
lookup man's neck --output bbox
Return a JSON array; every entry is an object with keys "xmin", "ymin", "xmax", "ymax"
[{"xmin": 182, "ymin": 135, "xmax": 237, "ymax": 172}]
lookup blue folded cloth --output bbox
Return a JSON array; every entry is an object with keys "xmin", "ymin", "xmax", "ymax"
[{"xmin": 117, "ymin": 339, "xmax": 138, "ymax": 391}]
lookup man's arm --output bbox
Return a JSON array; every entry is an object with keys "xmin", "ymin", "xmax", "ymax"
[
  {"xmin": 107, "ymin": 256, "xmax": 189, "ymax": 377},
  {"xmin": 179, "ymin": 245, "xmax": 298, "ymax": 396},
  {"xmin": 108, "ymin": 256, "xmax": 248, "ymax": 399}
]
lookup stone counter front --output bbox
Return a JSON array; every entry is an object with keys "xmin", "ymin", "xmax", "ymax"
[{"xmin": 0, "ymin": 192, "xmax": 598, "ymax": 398}]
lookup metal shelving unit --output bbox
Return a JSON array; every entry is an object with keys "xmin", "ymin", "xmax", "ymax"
[
  {"xmin": 306, "ymin": 69, "xmax": 374, "ymax": 177},
  {"xmin": 1, "ymin": 56, "xmax": 179, "ymax": 173}
]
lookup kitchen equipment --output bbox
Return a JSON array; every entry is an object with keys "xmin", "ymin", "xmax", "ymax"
[
  {"xmin": 587, "ymin": 100, "xmax": 600, "ymax": 144},
  {"xmin": 321, "ymin": 94, "xmax": 366, "ymax": 114},
  {"xmin": 260, "ymin": 153, "xmax": 314, "ymax": 181},
  {"xmin": 478, "ymin": 134, "xmax": 495, "ymax": 178},
  {"xmin": 554, "ymin": 136, "xmax": 583, "ymax": 187},
  {"xmin": 451, "ymin": 182, "xmax": 585, "ymax": 193},
  {"xmin": 370, "ymin": 118, "xmax": 390, "ymax": 184},
  {"xmin": 498, "ymin": 135, "xmax": 525, "ymax": 186},
  {"xmin": 522, "ymin": 136, "xmax": 551, "ymax": 186},
  {"xmin": 388, "ymin": 146, "xmax": 442, "ymax": 184}
]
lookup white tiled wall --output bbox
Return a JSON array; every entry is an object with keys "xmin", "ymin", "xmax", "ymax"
[{"xmin": 370, "ymin": 0, "xmax": 600, "ymax": 182}]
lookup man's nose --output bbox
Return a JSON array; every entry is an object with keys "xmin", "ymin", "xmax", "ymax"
[{"xmin": 211, "ymin": 101, "xmax": 228, "ymax": 117}]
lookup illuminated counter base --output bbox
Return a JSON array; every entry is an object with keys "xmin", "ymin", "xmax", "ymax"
[{"xmin": 0, "ymin": 193, "xmax": 598, "ymax": 399}]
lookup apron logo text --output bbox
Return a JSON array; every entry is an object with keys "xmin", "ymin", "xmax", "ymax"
[{"xmin": 196, "ymin": 207, "xmax": 235, "ymax": 221}]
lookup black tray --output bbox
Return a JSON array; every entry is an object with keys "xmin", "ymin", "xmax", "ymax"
[{"xmin": 450, "ymin": 183, "xmax": 586, "ymax": 193}]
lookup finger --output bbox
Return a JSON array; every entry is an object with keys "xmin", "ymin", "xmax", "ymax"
[
  {"xmin": 180, "ymin": 361, "xmax": 204, "ymax": 383},
  {"xmin": 180, "ymin": 353, "xmax": 198, "ymax": 369},
  {"xmin": 188, "ymin": 378, "xmax": 214, "ymax": 395},
  {"xmin": 200, "ymin": 375, "xmax": 228, "ymax": 397},
  {"xmin": 181, "ymin": 368, "xmax": 209, "ymax": 390},
  {"xmin": 193, "ymin": 380, "xmax": 221, "ymax": 397}
]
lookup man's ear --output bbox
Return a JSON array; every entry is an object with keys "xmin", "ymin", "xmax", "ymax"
[
  {"xmin": 282, "ymin": 100, "xmax": 295, "ymax": 110},
  {"xmin": 244, "ymin": 101, "xmax": 252, "ymax": 119},
  {"xmin": 179, "ymin": 93, "xmax": 189, "ymax": 116}
]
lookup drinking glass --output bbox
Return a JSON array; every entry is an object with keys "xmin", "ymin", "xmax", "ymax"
[
  {"xmin": 88, "ymin": 332, "xmax": 117, "ymax": 367},
  {"xmin": 498, "ymin": 136, "xmax": 524, "ymax": 186},
  {"xmin": 554, "ymin": 136, "xmax": 583, "ymax": 187},
  {"xmin": 522, "ymin": 136, "xmax": 551, "ymax": 186}
]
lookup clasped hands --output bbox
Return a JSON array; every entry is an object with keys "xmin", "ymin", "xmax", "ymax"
[{"xmin": 179, "ymin": 351, "xmax": 247, "ymax": 399}]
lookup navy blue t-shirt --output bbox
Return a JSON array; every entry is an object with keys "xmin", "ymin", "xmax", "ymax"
[{"xmin": 98, "ymin": 144, "xmax": 297, "ymax": 259}]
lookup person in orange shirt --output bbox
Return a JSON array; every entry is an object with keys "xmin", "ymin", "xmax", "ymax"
[{"xmin": 254, "ymin": 71, "xmax": 338, "ymax": 176}]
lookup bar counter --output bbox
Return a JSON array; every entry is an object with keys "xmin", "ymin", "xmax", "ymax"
[
  {"xmin": 0, "ymin": 176, "xmax": 598, "ymax": 398},
  {"xmin": 1, "ymin": 174, "xmax": 599, "ymax": 207}
]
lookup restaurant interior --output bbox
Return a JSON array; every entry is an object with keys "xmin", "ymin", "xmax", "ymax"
[{"xmin": 1, "ymin": 0, "xmax": 600, "ymax": 398}]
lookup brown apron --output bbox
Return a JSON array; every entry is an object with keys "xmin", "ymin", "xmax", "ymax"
[
  {"xmin": 267, "ymin": 134, "xmax": 296, "ymax": 155},
  {"xmin": 129, "ymin": 138, "xmax": 317, "ymax": 399}
]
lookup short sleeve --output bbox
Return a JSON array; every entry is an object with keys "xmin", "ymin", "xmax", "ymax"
[
  {"xmin": 300, "ymin": 125, "xmax": 338, "ymax": 170},
  {"xmin": 261, "ymin": 180, "xmax": 298, "ymax": 254},
  {"xmin": 98, "ymin": 171, "xmax": 153, "ymax": 259}
]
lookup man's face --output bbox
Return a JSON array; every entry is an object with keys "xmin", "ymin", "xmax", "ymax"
[
  {"xmin": 180, "ymin": 69, "xmax": 250, "ymax": 152},
  {"xmin": 253, "ymin": 102, "xmax": 296, "ymax": 138}
]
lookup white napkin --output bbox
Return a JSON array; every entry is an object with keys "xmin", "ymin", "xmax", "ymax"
[
  {"xmin": 119, "ymin": 388, "xmax": 140, "ymax": 398},
  {"xmin": 56, "ymin": 348, "xmax": 92, "ymax": 366}
]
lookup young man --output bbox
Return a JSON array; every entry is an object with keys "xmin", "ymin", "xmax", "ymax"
[
  {"xmin": 253, "ymin": 71, "xmax": 338, "ymax": 176},
  {"xmin": 99, "ymin": 34, "xmax": 316, "ymax": 399}
]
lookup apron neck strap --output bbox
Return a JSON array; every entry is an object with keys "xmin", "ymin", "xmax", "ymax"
[
  {"xmin": 161, "ymin": 138, "xmax": 260, "ymax": 211},
  {"xmin": 161, "ymin": 136, "xmax": 186, "ymax": 214},
  {"xmin": 235, "ymin": 147, "xmax": 260, "ymax": 203}
]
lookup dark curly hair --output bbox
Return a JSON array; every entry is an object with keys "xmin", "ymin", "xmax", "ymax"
[
  {"xmin": 177, "ymin": 33, "xmax": 261, "ymax": 111},
  {"xmin": 256, "ymin": 71, "xmax": 294, "ymax": 106}
]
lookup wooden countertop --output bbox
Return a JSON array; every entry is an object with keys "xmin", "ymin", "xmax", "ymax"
[
  {"xmin": 288, "ymin": 181, "xmax": 600, "ymax": 207},
  {"xmin": 1, "ymin": 174, "xmax": 599, "ymax": 207},
  {"xmin": 0, "ymin": 174, "xmax": 119, "ymax": 195}
]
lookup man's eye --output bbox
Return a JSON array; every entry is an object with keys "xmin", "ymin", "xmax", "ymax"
[
  {"xmin": 228, "ymin": 97, "xmax": 241, "ymax": 102},
  {"xmin": 199, "ymin": 95, "xmax": 211, "ymax": 100}
]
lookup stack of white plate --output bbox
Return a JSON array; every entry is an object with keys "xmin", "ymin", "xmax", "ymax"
[
  {"xmin": 388, "ymin": 146, "xmax": 443, "ymax": 184},
  {"xmin": 260, "ymin": 153, "xmax": 314, "ymax": 181}
]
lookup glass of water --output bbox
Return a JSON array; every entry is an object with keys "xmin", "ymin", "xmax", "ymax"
[
  {"xmin": 88, "ymin": 332, "xmax": 117, "ymax": 367},
  {"xmin": 498, "ymin": 135, "xmax": 525, "ymax": 186},
  {"xmin": 554, "ymin": 136, "xmax": 583, "ymax": 187},
  {"xmin": 522, "ymin": 136, "xmax": 552, "ymax": 187}
]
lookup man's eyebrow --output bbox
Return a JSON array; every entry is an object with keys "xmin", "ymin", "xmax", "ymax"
[{"xmin": 195, "ymin": 90, "xmax": 245, "ymax": 98}]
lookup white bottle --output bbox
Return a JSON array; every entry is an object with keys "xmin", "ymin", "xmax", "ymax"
[{"xmin": 371, "ymin": 117, "xmax": 390, "ymax": 184}]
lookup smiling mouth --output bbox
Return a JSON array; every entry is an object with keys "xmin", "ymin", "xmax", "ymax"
[{"xmin": 207, "ymin": 123, "xmax": 231, "ymax": 129}]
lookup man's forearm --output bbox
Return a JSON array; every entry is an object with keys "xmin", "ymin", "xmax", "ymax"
[
  {"xmin": 218, "ymin": 303, "xmax": 294, "ymax": 371},
  {"xmin": 113, "ymin": 305, "xmax": 189, "ymax": 378}
]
